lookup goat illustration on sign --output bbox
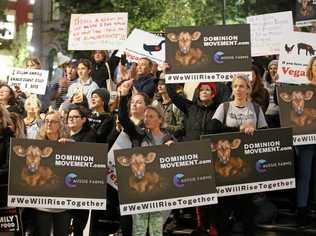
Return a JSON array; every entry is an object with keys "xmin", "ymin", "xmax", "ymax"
[
  {"xmin": 211, "ymin": 139, "xmax": 245, "ymax": 177},
  {"xmin": 117, "ymin": 152, "xmax": 160, "ymax": 193},
  {"xmin": 12, "ymin": 145, "xmax": 56, "ymax": 187}
]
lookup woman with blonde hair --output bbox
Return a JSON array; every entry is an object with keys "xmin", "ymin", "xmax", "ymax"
[
  {"xmin": 33, "ymin": 110, "xmax": 71, "ymax": 236},
  {"xmin": 210, "ymin": 74, "xmax": 267, "ymax": 236},
  {"xmin": 306, "ymin": 56, "xmax": 316, "ymax": 85},
  {"xmin": 24, "ymin": 95, "xmax": 43, "ymax": 139}
]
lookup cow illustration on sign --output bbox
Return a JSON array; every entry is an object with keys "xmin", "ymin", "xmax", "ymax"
[
  {"xmin": 117, "ymin": 152, "xmax": 160, "ymax": 193},
  {"xmin": 279, "ymin": 90, "xmax": 316, "ymax": 127},
  {"xmin": 13, "ymin": 145, "xmax": 56, "ymax": 187},
  {"xmin": 167, "ymin": 31, "xmax": 203, "ymax": 66},
  {"xmin": 211, "ymin": 139, "xmax": 245, "ymax": 177}
]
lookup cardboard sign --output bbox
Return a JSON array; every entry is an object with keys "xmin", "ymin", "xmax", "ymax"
[
  {"xmin": 295, "ymin": 0, "xmax": 316, "ymax": 27},
  {"xmin": 0, "ymin": 208, "xmax": 22, "ymax": 234},
  {"xmin": 201, "ymin": 128, "xmax": 295, "ymax": 197},
  {"xmin": 247, "ymin": 11, "xmax": 293, "ymax": 56},
  {"xmin": 277, "ymin": 31, "xmax": 316, "ymax": 85},
  {"xmin": 117, "ymin": 28, "xmax": 165, "ymax": 64},
  {"xmin": 165, "ymin": 24, "xmax": 251, "ymax": 83},
  {"xmin": 68, "ymin": 13, "xmax": 128, "ymax": 50},
  {"xmin": 114, "ymin": 140, "xmax": 217, "ymax": 215},
  {"xmin": 278, "ymin": 84, "xmax": 316, "ymax": 145},
  {"xmin": 8, "ymin": 139, "xmax": 107, "ymax": 210},
  {"xmin": 7, "ymin": 68, "xmax": 48, "ymax": 95}
]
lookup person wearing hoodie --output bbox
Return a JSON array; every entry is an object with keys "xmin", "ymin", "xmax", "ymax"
[
  {"xmin": 166, "ymin": 82, "xmax": 218, "ymax": 142},
  {"xmin": 88, "ymin": 88, "xmax": 114, "ymax": 143}
]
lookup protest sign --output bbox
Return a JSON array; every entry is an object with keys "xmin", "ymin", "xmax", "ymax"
[
  {"xmin": 247, "ymin": 11, "xmax": 293, "ymax": 56},
  {"xmin": 7, "ymin": 68, "xmax": 48, "ymax": 95},
  {"xmin": 68, "ymin": 12, "xmax": 128, "ymax": 50},
  {"xmin": 117, "ymin": 28, "xmax": 165, "ymax": 64},
  {"xmin": 295, "ymin": 0, "xmax": 316, "ymax": 27},
  {"xmin": 114, "ymin": 140, "xmax": 217, "ymax": 215},
  {"xmin": 201, "ymin": 128, "xmax": 295, "ymax": 197},
  {"xmin": 0, "ymin": 208, "xmax": 22, "ymax": 235},
  {"xmin": 165, "ymin": 24, "xmax": 251, "ymax": 83},
  {"xmin": 277, "ymin": 31, "xmax": 316, "ymax": 85},
  {"xmin": 277, "ymin": 84, "xmax": 316, "ymax": 145},
  {"xmin": 8, "ymin": 138, "xmax": 107, "ymax": 210}
]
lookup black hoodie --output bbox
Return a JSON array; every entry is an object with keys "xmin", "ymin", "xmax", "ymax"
[{"xmin": 166, "ymin": 84, "xmax": 218, "ymax": 141}]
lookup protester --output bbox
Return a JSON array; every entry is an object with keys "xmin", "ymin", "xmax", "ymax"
[
  {"xmin": 61, "ymin": 105, "xmax": 96, "ymax": 236},
  {"xmin": 24, "ymin": 95, "xmax": 42, "ymax": 139},
  {"xmin": 66, "ymin": 59, "xmax": 99, "ymax": 108},
  {"xmin": 35, "ymin": 111, "xmax": 71, "ymax": 236},
  {"xmin": 152, "ymin": 76, "xmax": 184, "ymax": 140},
  {"xmin": 307, "ymin": 56, "xmax": 316, "ymax": 85},
  {"xmin": 88, "ymin": 88, "xmax": 114, "ymax": 143},
  {"xmin": 10, "ymin": 112, "xmax": 26, "ymax": 139},
  {"xmin": 91, "ymin": 50, "xmax": 120, "ymax": 91},
  {"xmin": 210, "ymin": 74, "xmax": 267, "ymax": 236},
  {"xmin": 0, "ymin": 105, "xmax": 14, "ymax": 170},
  {"xmin": 130, "ymin": 58, "xmax": 157, "ymax": 99},
  {"xmin": 119, "ymin": 88, "xmax": 175, "ymax": 235},
  {"xmin": 250, "ymin": 64, "xmax": 269, "ymax": 113},
  {"xmin": 0, "ymin": 84, "xmax": 24, "ymax": 116},
  {"xmin": 263, "ymin": 59, "xmax": 280, "ymax": 128},
  {"xmin": 166, "ymin": 81, "xmax": 218, "ymax": 141}
]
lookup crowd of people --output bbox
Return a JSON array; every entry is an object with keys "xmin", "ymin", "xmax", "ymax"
[{"xmin": 0, "ymin": 47, "xmax": 315, "ymax": 236}]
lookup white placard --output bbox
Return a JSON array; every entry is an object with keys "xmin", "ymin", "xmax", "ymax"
[
  {"xmin": 277, "ymin": 31, "xmax": 316, "ymax": 85},
  {"xmin": 7, "ymin": 68, "xmax": 49, "ymax": 95},
  {"xmin": 68, "ymin": 12, "xmax": 128, "ymax": 50},
  {"xmin": 247, "ymin": 11, "xmax": 293, "ymax": 57},
  {"xmin": 118, "ymin": 28, "xmax": 165, "ymax": 64}
]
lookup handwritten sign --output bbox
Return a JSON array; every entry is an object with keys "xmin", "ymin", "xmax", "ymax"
[
  {"xmin": 8, "ymin": 68, "xmax": 48, "ymax": 95},
  {"xmin": 247, "ymin": 11, "xmax": 293, "ymax": 57},
  {"xmin": 68, "ymin": 13, "xmax": 128, "ymax": 50}
]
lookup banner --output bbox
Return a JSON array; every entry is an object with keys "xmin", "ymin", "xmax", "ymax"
[
  {"xmin": 114, "ymin": 140, "xmax": 217, "ymax": 215},
  {"xmin": 8, "ymin": 138, "xmax": 107, "ymax": 210},
  {"xmin": 7, "ymin": 68, "xmax": 48, "ymax": 95},
  {"xmin": 201, "ymin": 128, "xmax": 295, "ymax": 197},
  {"xmin": 246, "ymin": 11, "xmax": 293, "ymax": 57},
  {"xmin": 277, "ymin": 31, "xmax": 316, "ymax": 85},
  {"xmin": 0, "ymin": 208, "xmax": 22, "ymax": 234},
  {"xmin": 277, "ymin": 84, "xmax": 316, "ymax": 145},
  {"xmin": 165, "ymin": 24, "xmax": 251, "ymax": 83},
  {"xmin": 295, "ymin": 0, "xmax": 316, "ymax": 27},
  {"xmin": 68, "ymin": 12, "xmax": 128, "ymax": 50},
  {"xmin": 117, "ymin": 28, "xmax": 165, "ymax": 64}
]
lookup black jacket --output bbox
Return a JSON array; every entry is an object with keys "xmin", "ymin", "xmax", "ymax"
[
  {"xmin": 166, "ymin": 84, "xmax": 218, "ymax": 141},
  {"xmin": 71, "ymin": 123, "xmax": 97, "ymax": 143},
  {"xmin": 88, "ymin": 112, "xmax": 114, "ymax": 143},
  {"xmin": 91, "ymin": 53, "xmax": 120, "ymax": 89}
]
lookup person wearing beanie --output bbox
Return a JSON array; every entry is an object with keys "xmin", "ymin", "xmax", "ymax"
[{"xmin": 88, "ymin": 88, "xmax": 114, "ymax": 143}]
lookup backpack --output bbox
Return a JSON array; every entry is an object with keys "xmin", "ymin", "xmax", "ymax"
[{"xmin": 222, "ymin": 101, "xmax": 260, "ymax": 128}]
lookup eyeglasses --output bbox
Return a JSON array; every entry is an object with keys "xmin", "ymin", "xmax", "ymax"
[
  {"xmin": 45, "ymin": 119, "xmax": 59, "ymax": 124},
  {"xmin": 68, "ymin": 115, "xmax": 81, "ymax": 120}
]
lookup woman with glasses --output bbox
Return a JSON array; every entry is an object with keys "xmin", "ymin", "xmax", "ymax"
[
  {"xmin": 34, "ymin": 110, "xmax": 71, "ymax": 236},
  {"xmin": 63, "ymin": 104, "xmax": 96, "ymax": 236}
]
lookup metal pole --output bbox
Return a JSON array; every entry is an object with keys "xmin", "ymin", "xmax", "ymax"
[{"xmin": 222, "ymin": 0, "xmax": 226, "ymax": 25}]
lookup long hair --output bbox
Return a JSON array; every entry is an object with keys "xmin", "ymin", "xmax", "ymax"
[
  {"xmin": 307, "ymin": 56, "xmax": 316, "ymax": 81},
  {"xmin": 0, "ymin": 84, "xmax": 16, "ymax": 106},
  {"xmin": 10, "ymin": 112, "xmax": 26, "ymax": 138},
  {"xmin": 0, "ymin": 104, "xmax": 12, "ymax": 128},
  {"xmin": 37, "ymin": 111, "xmax": 69, "ymax": 140},
  {"xmin": 251, "ymin": 65, "xmax": 265, "ymax": 95}
]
